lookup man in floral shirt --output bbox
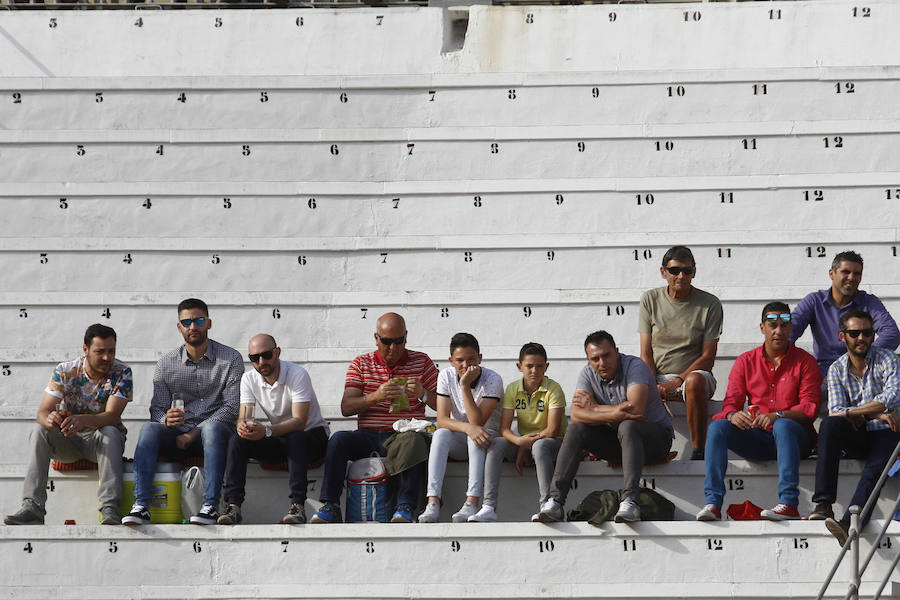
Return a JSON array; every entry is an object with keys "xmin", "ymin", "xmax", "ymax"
[{"xmin": 4, "ymin": 324, "xmax": 133, "ymax": 525}]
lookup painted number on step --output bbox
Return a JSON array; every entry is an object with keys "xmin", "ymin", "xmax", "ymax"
[
  {"xmin": 193, "ymin": 541, "xmax": 202, "ymax": 553},
  {"xmin": 793, "ymin": 538, "xmax": 808, "ymax": 549},
  {"xmin": 281, "ymin": 540, "xmax": 289, "ymax": 553},
  {"xmin": 623, "ymin": 540, "xmax": 637, "ymax": 552},
  {"xmin": 108, "ymin": 541, "xmax": 118, "ymax": 553},
  {"xmin": 538, "ymin": 540, "xmax": 555, "ymax": 553},
  {"xmin": 726, "ymin": 478, "xmax": 744, "ymax": 491},
  {"xmin": 450, "ymin": 540, "xmax": 461, "ymax": 552},
  {"xmin": 365, "ymin": 541, "xmax": 375, "ymax": 553},
  {"xmin": 706, "ymin": 538, "xmax": 723, "ymax": 551}
]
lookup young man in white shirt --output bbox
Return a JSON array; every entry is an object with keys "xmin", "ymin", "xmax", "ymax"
[
  {"xmin": 418, "ymin": 332, "xmax": 506, "ymax": 523},
  {"xmin": 218, "ymin": 334, "xmax": 329, "ymax": 525}
]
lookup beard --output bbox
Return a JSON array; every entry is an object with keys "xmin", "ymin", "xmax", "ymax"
[
  {"xmin": 185, "ymin": 332, "xmax": 208, "ymax": 348},
  {"xmin": 847, "ymin": 342, "xmax": 870, "ymax": 359}
]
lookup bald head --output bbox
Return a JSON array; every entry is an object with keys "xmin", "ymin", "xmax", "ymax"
[
  {"xmin": 374, "ymin": 312, "xmax": 407, "ymax": 367},
  {"xmin": 376, "ymin": 313, "xmax": 406, "ymax": 337},
  {"xmin": 248, "ymin": 333, "xmax": 277, "ymax": 352}
]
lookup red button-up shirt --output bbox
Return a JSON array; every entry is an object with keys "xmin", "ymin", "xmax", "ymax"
[{"xmin": 713, "ymin": 344, "xmax": 822, "ymax": 434}]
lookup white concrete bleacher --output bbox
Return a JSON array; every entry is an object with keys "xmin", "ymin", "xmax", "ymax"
[{"xmin": 2, "ymin": 0, "xmax": 900, "ymax": 596}]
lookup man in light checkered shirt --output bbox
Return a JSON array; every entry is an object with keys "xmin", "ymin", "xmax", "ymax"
[{"xmin": 809, "ymin": 309, "xmax": 900, "ymax": 545}]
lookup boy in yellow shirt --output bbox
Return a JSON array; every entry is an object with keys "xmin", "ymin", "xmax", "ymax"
[{"xmin": 500, "ymin": 342, "xmax": 568, "ymax": 521}]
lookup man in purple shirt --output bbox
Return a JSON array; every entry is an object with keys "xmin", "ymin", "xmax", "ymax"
[{"xmin": 790, "ymin": 251, "xmax": 899, "ymax": 378}]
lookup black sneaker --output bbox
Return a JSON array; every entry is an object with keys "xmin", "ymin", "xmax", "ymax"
[
  {"xmin": 281, "ymin": 503, "xmax": 306, "ymax": 524},
  {"xmin": 690, "ymin": 448, "xmax": 705, "ymax": 461},
  {"xmin": 190, "ymin": 504, "xmax": 220, "ymax": 525},
  {"xmin": 4, "ymin": 503, "xmax": 44, "ymax": 525},
  {"xmin": 121, "ymin": 504, "xmax": 151, "ymax": 526},
  {"xmin": 217, "ymin": 504, "xmax": 242, "ymax": 525}
]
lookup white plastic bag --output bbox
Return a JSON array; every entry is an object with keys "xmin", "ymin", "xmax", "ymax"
[{"xmin": 181, "ymin": 465, "xmax": 204, "ymax": 519}]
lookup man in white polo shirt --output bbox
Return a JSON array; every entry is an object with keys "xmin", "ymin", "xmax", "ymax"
[{"xmin": 218, "ymin": 334, "xmax": 329, "ymax": 525}]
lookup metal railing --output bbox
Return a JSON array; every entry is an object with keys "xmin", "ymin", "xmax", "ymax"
[{"xmin": 818, "ymin": 440, "xmax": 900, "ymax": 600}]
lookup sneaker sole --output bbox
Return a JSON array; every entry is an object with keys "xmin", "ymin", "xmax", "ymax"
[
  {"xmin": 536, "ymin": 512, "xmax": 561, "ymax": 524},
  {"xmin": 3, "ymin": 518, "xmax": 44, "ymax": 525},
  {"xmin": 417, "ymin": 517, "xmax": 439, "ymax": 523},
  {"xmin": 760, "ymin": 511, "xmax": 800, "ymax": 521},
  {"xmin": 614, "ymin": 514, "xmax": 640, "ymax": 523},
  {"xmin": 696, "ymin": 514, "xmax": 720, "ymax": 522},
  {"xmin": 100, "ymin": 518, "xmax": 120, "ymax": 525},
  {"xmin": 391, "ymin": 516, "xmax": 412, "ymax": 523},
  {"xmin": 825, "ymin": 518, "xmax": 850, "ymax": 546},
  {"xmin": 190, "ymin": 517, "xmax": 218, "ymax": 525},
  {"xmin": 309, "ymin": 516, "xmax": 334, "ymax": 524},
  {"xmin": 467, "ymin": 517, "xmax": 498, "ymax": 523},
  {"xmin": 280, "ymin": 517, "xmax": 305, "ymax": 525},
  {"xmin": 121, "ymin": 518, "xmax": 149, "ymax": 526},
  {"xmin": 808, "ymin": 513, "xmax": 833, "ymax": 521}
]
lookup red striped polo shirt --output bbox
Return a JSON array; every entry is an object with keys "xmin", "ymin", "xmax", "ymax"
[{"xmin": 345, "ymin": 349, "xmax": 438, "ymax": 430}]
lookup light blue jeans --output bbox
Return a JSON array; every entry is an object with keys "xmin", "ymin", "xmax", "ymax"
[
  {"xmin": 703, "ymin": 418, "xmax": 814, "ymax": 508},
  {"xmin": 426, "ymin": 428, "xmax": 506, "ymax": 507},
  {"xmin": 133, "ymin": 421, "xmax": 231, "ymax": 508}
]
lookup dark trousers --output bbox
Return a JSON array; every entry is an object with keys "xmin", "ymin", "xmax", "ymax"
[
  {"xmin": 813, "ymin": 415, "xmax": 900, "ymax": 524},
  {"xmin": 549, "ymin": 420, "xmax": 672, "ymax": 504},
  {"xmin": 319, "ymin": 429, "xmax": 423, "ymax": 507},
  {"xmin": 223, "ymin": 426, "xmax": 328, "ymax": 506}
]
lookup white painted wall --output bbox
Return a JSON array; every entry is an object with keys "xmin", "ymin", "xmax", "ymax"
[{"xmin": 1, "ymin": 2, "xmax": 900, "ymax": 595}]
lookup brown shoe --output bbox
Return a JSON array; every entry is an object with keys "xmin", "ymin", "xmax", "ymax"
[
  {"xmin": 825, "ymin": 517, "xmax": 850, "ymax": 547},
  {"xmin": 808, "ymin": 502, "xmax": 834, "ymax": 521}
]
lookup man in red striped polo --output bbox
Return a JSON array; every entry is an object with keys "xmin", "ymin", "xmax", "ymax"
[{"xmin": 311, "ymin": 312, "xmax": 438, "ymax": 523}]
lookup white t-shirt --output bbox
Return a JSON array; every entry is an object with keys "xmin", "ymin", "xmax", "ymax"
[
  {"xmin": 240, "ymin": 360, "xmax": 329, "ymax": 434},
  {"xmin": 436, "ymin": 366, "xmax": 503, "ymax": 434}
]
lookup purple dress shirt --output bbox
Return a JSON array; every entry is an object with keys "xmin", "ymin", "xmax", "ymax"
[{"xmin": 789, "ymin": 289, "xmax": 900, "ymax": 376}]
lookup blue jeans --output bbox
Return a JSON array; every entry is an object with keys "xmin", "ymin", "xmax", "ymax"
[
  {"xmin": 704, "ymin": 418, "xmax": 814, "ymax": 508},
  {"xmin": 319, "ymin": 429, "xmax": 423, "ymax": 507},
  {"xmin": 133, "ymin": 421, "xmax": 231, "ymax": 508}
]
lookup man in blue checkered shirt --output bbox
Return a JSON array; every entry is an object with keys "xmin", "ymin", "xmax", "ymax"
[
  {"xmin": 809, "ymin": 309, "xmax": 900, "ymax": 545},
  {"xmin": 122, "ymin": 298, "xmax": 244, "ymax": 526}
]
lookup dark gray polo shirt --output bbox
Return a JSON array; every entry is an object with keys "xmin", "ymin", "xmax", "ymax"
[{"xmin": 575, "ymin": 353, "xmax": 674, "ymax": 438}]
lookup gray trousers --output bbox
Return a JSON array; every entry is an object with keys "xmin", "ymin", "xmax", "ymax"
[
  {"xmin": 22, "ymin": 424, "xmax": 125, "ymax": 514},
  {"xmin": 548, "ymin": 420, "xmax": 671, "ymax": 504}
]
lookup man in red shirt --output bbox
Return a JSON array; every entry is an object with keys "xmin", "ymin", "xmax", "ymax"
[
  {"xmin": 311, "ymin": 312, "xmax": 438, "ymax": 523},
  {"xmin": 696, "ymin": 302, "xmax": 822, "ymax": 522}
]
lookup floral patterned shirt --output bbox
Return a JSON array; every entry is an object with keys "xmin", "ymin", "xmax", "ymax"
[{"xmin": 45, "ymin": 357, "xmax": 133, "ymax": 432}]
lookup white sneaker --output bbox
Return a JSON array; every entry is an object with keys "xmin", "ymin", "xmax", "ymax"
[
  {"xmin": 468, "ymin": 505, "xmax": 498, "ymax": 522},
  {"xmin": 614, "ymin": 498, "xmax": 641, "ymax": 523},
  {"xmin": 536, "ymin": 498, "xmax": 564, "ymax": 523},
  {"xmin": 531, "ymin": 513, "xmax": 541, "ymax": 522},
  {"xmin": 451, "ymin": 501, "xmax": 478, "ymax": 523},
  {"xmin": 417, "ymin": 501, "xmax": 441, "ymax": 523}
]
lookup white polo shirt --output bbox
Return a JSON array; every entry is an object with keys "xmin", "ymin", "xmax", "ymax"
[{"xmin": 240, "ymin": 360, "xmax": 329, "ymax": 434}]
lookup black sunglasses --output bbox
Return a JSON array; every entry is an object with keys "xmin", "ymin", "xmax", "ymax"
[
  {"xmin": 248, "ymin": 348, "xmax": 276, "ymax": 362},
  {"xmin": 179, "ymin": 317, "xmax": 207, "ymax": 328},
  {"xmin": 665, "ymin": 266, "xmax": 695, "ymax": 276},
  {"xmin": 842, "ymin": 329, "xmax": 875, "ymax": 339},
  {"xmin": 377, "ymin": 334, "xmax": 407, "ymax": 346}
]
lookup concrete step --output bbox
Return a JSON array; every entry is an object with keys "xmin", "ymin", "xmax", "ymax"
[
  {"xmin": 1, "ymin": 522, "xmax": 899, "ymax": 598},
  {"xmin": 3, "ymin": 458, "xmax": 899, "ymax": 526}
]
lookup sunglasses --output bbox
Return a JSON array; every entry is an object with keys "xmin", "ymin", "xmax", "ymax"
[
  {"xmin": 179, "ymin": 317, "xmax": 207, "ymax": 328},
  {"xmin": 842, "ymin": 329, "xmax": 875, "ymax": 339},
  {"xmin": 665, "ymin": 266, "xmax": 695, "ymax": 276},
  {"xmin": 764, "ymin": 313, "xmax": 792, "ymax": 324},
  {"xmin": 377, "ymin": 334, "xmax": 407, "ymax": 346},
  {"xmin": 248, "ymin": 348, "xmax": 276, "ymax": 363}
]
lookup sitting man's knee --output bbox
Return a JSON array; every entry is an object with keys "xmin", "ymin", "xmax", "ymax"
[{"xmin": 684, "ymin": 372, "xmax": 707, "ymax": 397}]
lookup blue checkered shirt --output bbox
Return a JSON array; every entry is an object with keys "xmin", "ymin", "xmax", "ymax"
[
  {"xmin": 826, "ymin": 346, "xmax": 900, "ymax": 431},
  {"xmin": 149, "ymin": 339, "xmax": 244, "ymax": 431}
]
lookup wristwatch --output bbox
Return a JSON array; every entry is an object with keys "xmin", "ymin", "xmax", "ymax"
[
  {"xmin": 775, "ymin": 411, "xmax": 785, "ymax": 419},
  {"xmin": 265, "ymin": 425, "xmax": 272, "ymax": 438}
]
